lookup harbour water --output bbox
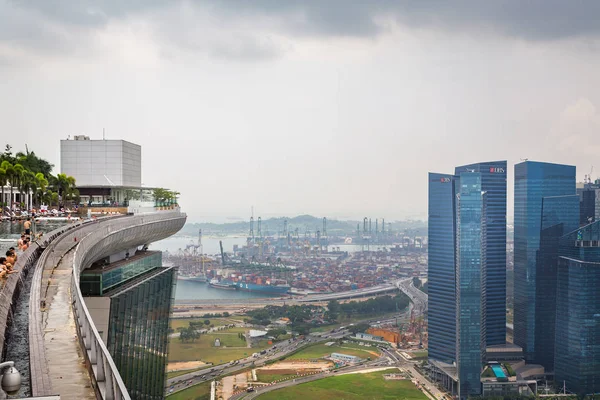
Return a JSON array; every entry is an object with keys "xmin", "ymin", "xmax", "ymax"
[{"xmin": 152, "ymin": 235, "xmax": 393, "ymax": 300}]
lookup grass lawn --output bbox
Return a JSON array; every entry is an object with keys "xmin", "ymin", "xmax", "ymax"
[
  {"xmin": 411, "ymin": 351, "xmax": 428, "ymax": 359},
  {"xmin": 256, "ymin": 371, "xmax": 299, "ymax": 383},
  {"xmin": 169, "ymin": 325, "xmax": 269, "ymax": 365},
  {"xmin": 167, "ymin": 381, "xmax": 212, "ymax": 400},
  {"xmin": 256, "ymin": 369, "xmax": 427, "ymax": 400},
  {"xmin": 170, "ymin": 317, "xmax": 231, "ymax": 331},
  {"xmin": 286, "ymin": 343, "xmax": 379, "ymax": 361}
]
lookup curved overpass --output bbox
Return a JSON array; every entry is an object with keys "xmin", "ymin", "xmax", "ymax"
[{"xmin": 29, "ymin": 211, "xmax": 186, "ymax": 399}]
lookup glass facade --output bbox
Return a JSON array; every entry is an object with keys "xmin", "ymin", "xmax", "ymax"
[
  {"xmin": 106, "ymin": 267, "xmax": 176, "ymax": 400},
  {"xmin": 428, "ymin": 173, "xmax": 457, "ymax": 364},
  {"xmin": 455, "ymin": 161, "xmax": 507, "ymax": 346},
  {"xmin": 513, "ymin": 161, "xmax": 575, "ymax": 362},
  {"xmin": 456, "ymin": 172, "xmax": 484, "ymax": 399},
  {"xmin": 555, "ymin": 221, "xmax": 600, "ymax": 395},
  {"xmin": 80, "ymin": 252, "xmax": 162, "ymax": 295},
  {"xmin": 534, "ymin": 195, "xmax": 579, "ymax": 370}
]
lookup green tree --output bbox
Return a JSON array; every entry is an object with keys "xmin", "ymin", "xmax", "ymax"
[
  {"xmin": 266, "ymin": 328, "xmax": 287, "ymax": 340},
  {"xmin": 327, "ymin": 299, "xmax": 341, "ymax": 321},
  {"xmin": 204, "ymin": 319, "xmax": 211, "ymax": 326},
  {"xmin": 348, "ymin": 323, "xmax": 370, "ymax": 335},
  {"xmin": 15, "ymin": 150, "xmax": 54, "ymax": 177},
  {"xmin": 34, "ymin": 173, "xmax": 49, "ymax": 207},
  {"xmin": 0, "ymin": 166, "xmax": 6, "ymax": 208}
]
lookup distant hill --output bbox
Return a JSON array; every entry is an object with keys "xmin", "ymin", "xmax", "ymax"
[{"xmin": 178, "ymin": 215, "xmax": 426, "ymax": 237}]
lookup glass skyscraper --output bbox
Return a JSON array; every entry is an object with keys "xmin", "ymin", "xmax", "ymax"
[
  {"xmin": 534, "ymin": 195, "xmax": 579, "ymax": 370},
  {"xmin": 428, "ymin": 173, "xmax": 457, "ymax": 364},
  {"xmin": 428, "ymin": 161, "xmax": 507, "ymax": 399},
  {"xmin": 455, "ymin": 161, "xmax": 507, "ymax": 347},
  {"xmin": 555, "ymin": 221, "xmax": 600, "ymax": 395},
  {"xmin": 82, "ymin": 250, "xmax": 176, "ymax": 400},
  {"xmin": 513, "ymin": 161, "xmax": 576, "ymax": 363},
  {"xmin": 456, "ymin": 172, "xmax": 484, "ymax": 399}
]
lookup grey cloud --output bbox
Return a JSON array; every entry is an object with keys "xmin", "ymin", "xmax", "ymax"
[
  {"xmin": 2, "ymin": 0, "xmax": 600, "ymax": 63},
  {"xmin": 11, "ymin": 0, "xmax": 600, "ymax": 40},
  {"xmin": 202, "ymin": 0, "xmax": 600, "ymax": 41}
]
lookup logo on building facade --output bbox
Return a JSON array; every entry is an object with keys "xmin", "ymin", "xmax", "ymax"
[
  {"xmin": 440, "ymin": 177, "xmax": 451, "ymax": 183},
  {"xmin": 489, "ymin": 167, "xmax": 505, "ymax": 173}
]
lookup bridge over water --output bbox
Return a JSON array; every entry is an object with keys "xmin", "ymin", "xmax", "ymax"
[{"xmin": 0, "ymin": 210, "xmax": 185, "ymax": 399}]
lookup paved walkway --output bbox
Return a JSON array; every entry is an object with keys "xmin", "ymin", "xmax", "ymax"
[{"xmin": 41, "ymin": 229, "xmax": 97, "ymax": 400}]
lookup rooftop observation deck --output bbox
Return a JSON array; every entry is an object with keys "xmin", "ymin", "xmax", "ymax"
[{"xmin": 0, "ymin": 209, "xmax": 185, "ymax": 400}]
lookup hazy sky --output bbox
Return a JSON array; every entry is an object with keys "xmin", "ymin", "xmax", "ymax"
[{"xmin": 1, "ymin": 1, "xmax": 600, "ymax": 222}]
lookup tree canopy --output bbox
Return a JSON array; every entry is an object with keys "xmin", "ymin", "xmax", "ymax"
[{"xmin": 1, "ymin": 143, "xmax": 77, "ymax": 208}]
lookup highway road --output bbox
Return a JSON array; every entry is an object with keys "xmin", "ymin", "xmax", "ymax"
[
  {"xmin": 166, "ymin": 329, "xmax": 350, "ymax": 395},
  {"xmin": 395, "ymin": 278, "xmax": 428, "ymax": 316}
]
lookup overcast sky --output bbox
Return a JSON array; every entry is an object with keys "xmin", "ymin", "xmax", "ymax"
[{"xmin": 1, "ymin": 1, "xmax": 600, "ymax": 222}]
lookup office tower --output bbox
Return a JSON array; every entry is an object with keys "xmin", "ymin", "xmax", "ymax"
[
  {"xmin": 577, "ymin": 180, "xmax": 600, "ymax": 225},
  {"xmin": 455, "ymin": 161, "xmax": 507, "ymax": 346},
  {"xmin": 428, "ymin": 173, "xmax": 457, "ymax": 364},
  {"xmin": 428, "ymin": 161, "xmax": 507, "ymax": 399},
  {"xmin": 455, "ymin": 171, "xmax": 485, "ymax": 398},
  {"xmin": 513, "ymin": 161, "xmax": 576, "ymax": 364},
  {"xmin": 82, "ymin": 250, "xmax": 176, "ymax": 400},
  {"xmin": 555, "ymin": 221, "xmax": 600, "ymax": 395}
]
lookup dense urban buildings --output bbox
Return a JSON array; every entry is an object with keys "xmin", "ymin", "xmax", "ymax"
[
  {"xmin": 555, "ymin": 221, "xmax": 600, "ymax": 395},
  {"xmin": 428, "ymin": 161, "xmax": 507, "ymax": 399},
  {"xmin": 513, "ymin": 161, "xmax": 576, "ymax": 365}
]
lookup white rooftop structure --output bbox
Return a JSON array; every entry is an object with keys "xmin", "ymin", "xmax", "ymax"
[{"xmin": 61, "ymin": 135, "xmax": 141, "ymax": 188}]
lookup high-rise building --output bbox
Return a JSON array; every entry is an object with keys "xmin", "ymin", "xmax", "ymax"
[
  {"xmin": 455, "ymin": 161, "xmax": 507, "ymax": 347},
  {"xmin": 82, "ymin": 250, "xmax": 176, "ymax": 400},
  {"xmin": 513, "ymin": 161, "xmax": 576, "ymax": 363},
  {"xmin": 577, "ymin": 180, "xmax": 600, "ymax": 226},
  {"xmin": 455, "ymin": 171, "xmax": 485, "ymax": 398},
  {"xmin": 428, "ymin": 161, "xmax": 507, "ymax": 399},
  {"xmin": 555, "ymin": 221, "xmax": 600, "ymax": 395},
  {"xmin": 534, "ymin": 195, "xmax": 579, "ymax": 370},
  {"xmin": 428, "ymin": 173, "xmax": 457, "ymax": 364}
]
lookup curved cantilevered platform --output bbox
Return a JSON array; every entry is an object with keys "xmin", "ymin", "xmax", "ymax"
[{"xmin": 28, "ymin": 210, "xmax": 186, "ymax": 399}]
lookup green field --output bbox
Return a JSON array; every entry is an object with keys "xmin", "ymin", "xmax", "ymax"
[
  {"xmin": 256, "ymin": 371, "xmax": 299, "ymax": 383},
  {"xmin": 170, "ymin": 317, "xmax": 233, "ymax": 331},
  {"xmin": 286, "ymin": 342, "xmax": 379, "ymax": 361},
  {"xmin": 410, "ymin": 350, "xmax": 428, "ymax": 359},
  {"xmin": 167, "ymin": 381, "xmax": 211, "ymax": 400},
  {"xmin": 255, "ymin": 369, "xmax": 427, "ymax": 400},
  {"xmin": 168, "ymin": 325, "xmax": 269, "ymax": 365}
]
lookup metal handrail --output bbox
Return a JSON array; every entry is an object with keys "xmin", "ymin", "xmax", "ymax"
[{"xmin": 70, "ymin": 211, "xmax": 186, "ymax": 399}]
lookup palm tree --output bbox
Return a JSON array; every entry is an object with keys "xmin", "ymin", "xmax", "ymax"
[
  {"xmin": 53, "ymin": 173, "xmax": 77, "ymax": 205},
  {"xmin": 0, "ymin": 166, "xmax": 6, "ymax": 210},
  {"xmin": 20, "ymin": 171, "xmax": 36, "ymax": 210},
  {"xmin": 34, "ymin": 173, "xmax": 48, "ymax": 208},
  {"xmin": 0, "ymin": 161, "xmax": 15, "ymax": 210}
]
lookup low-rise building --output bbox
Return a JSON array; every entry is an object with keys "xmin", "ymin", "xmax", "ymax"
[
  {"xmin": 355, "ymin": 332, "xmax": 384, "ymax": 341},
  {"xmin": 330, "ymin": 353, "xmax": 362, "ymax": 364}
]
